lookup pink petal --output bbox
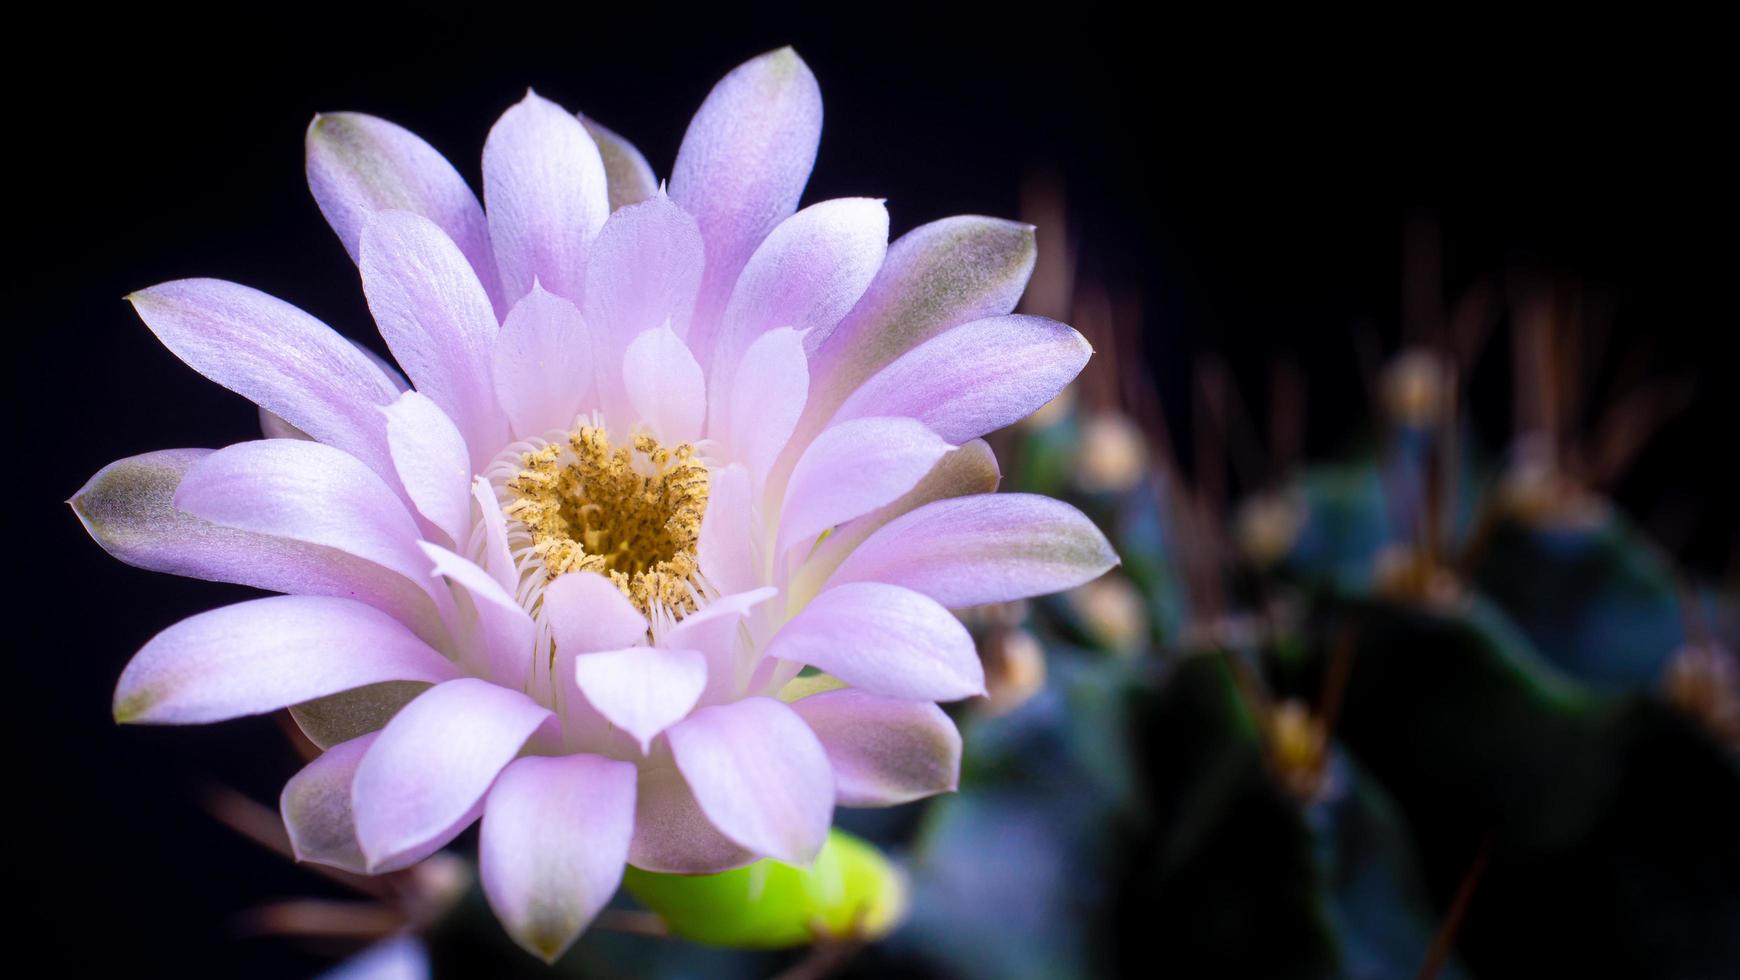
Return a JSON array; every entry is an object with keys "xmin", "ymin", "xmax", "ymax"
[
  {"xmin": 696, "ymin": 463, "xmax": 759, "ymax": 597},
  {"xmin": 706, "ymin": 198, "xmax": 887, "ymax": 437},
  {"xmin": 483, "ymin": 91, "xmax": 609, "ymax": 305},
  {"xmin": 574, "ymin": 647, "xmax": 708, "ymax": 752},
  {"xmin": 580, "ymin": 115, "xmax": 659, "ymax": 212},
  {"xmin": 470, "ymin": 476, "xmax": 517, "ymax": 592},
  {"xmin": 807, "ymin": 216, "xmax": 1036, "ymax": 419},
  {"xmin": 128, "ymin": 279, "xmax": 402, "ymax": 483},
  {"xmin": 174, "ymin": 439, "xmax": 437, "ymax": 598},
  {"xmin": 581, "ymin": 194, "xmax": 704, "ymax": 428},
  {"xmin": 664, "ymin": 587, "xmax": 780, "ymax": 704},
  {"xmin": 828, "ymin": 315, "xmax": 1091, "ymax": 444},
  {"xmin": 779, "ymin": 417, "xmax": 952, "ymax": 551},
  {"xmin": 113, "ymin": 596, "xmax": 459, "ymax": 725},
  {"xmin": 765, "ymin": 582, "xmax": 984, "ymax": 702},
  {"xmin": 352, "ymin": 678, "xmax": 557, "ymax": 872},
  {"xmin": 621, "ymin": 325, "xmax": 706, "ymax": 446},
  {"xmin": 826, "ymin": 493, "xmax": 1117, "ymax": 607},
  {"xmin": 727, "ymin": 326, "xmax": 809, "ymax": 486},
  {"xmin": 481, "ymin": 754, "xmax": 636, "ymax": 962},
  {"xmin": 629, "ymin": 753, "xmax": 753, "ymax": 873},
  {"xmin": 281, "ymin": 731, "xmax": 379, "ymax": 874},
  {"xmin": 666, "ymin": 697, "xmax": 834, "ymax": 864},
  {"xmin": 71, "ymin": 449, "xmax": 445, "ymax": 645},
  {"xmin": 304, "ymin": 112, "xmax": 502, "ymax": 312},
  {"xmin": 492, "ymin": 284, "xmax": 593, "ymax": 439},
  {"xmin": 418, "ymin": 542, "xmax": 535, "ymax": 690},
  {"xmin": 790, "ymin": 689, "xmax": 962, "ymax": 806},
  {"xmin": 359, "ymin": 210, "xmax": 508, "ymax": 464},
  {"xmin": 543, "ymin": 571, "xmax": 649, "ymax": 653},
  {"xmin": 670, "ymin": 47, "xmax": 823, "ymax": 364},
  {"xmin": 383, "ymin": 391, "xmax": 473, "ymax": 546}
]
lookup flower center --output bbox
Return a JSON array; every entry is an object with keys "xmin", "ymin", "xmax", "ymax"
[{"xmin": 504, "ymin": 426, "xmax": 709, "ymax": 618}]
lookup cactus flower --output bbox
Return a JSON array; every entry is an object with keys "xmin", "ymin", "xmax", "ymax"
[{"xmin": 71, "ymin": 47, "xmax": 1117, "ymax": 962}]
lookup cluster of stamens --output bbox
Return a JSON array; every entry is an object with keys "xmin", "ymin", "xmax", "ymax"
[{"xmin": 504, "ymin": 426, "xmax": 709, "ymax": 618}]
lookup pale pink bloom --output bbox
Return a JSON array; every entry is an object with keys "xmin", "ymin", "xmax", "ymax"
[{"xmin": 72, "ymin": 48, "xmax": 1115, "ymax": 961}]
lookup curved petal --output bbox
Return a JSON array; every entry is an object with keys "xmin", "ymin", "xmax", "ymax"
[
  {"xmin": 71, "ymin": 449, "xmax": 445, "ymax": 644},
  {"xmin": 492, "ymin": 284, "xmax": 593, "ymax": 439},
  {"xmin": 320, "ymin": 934, "xmax": 429, "ymax": 980},
  {"xmin": 470, "ymin": 476, "xmax": 516, "ymax": 592},
  {"xmin": 765, "ymin": 582, "xmax": 984, "ymax": 702},
  {"xmin": 305, "ymin": 112, "xmax": 502, "ymax": 311},
  {"xmin": 670, "ymin": 47, "xmax": 823, "ymax": 363},
  {"xmin": 282, "ymin": 731, "xmax": 379, "ymax": 873},
  {"xmin": 665, "ymin": 587, "xmax": 779, "ymax": 704},
  {"xmin": 790, "ymin": 689, "xmax": 961, "ymax": 807},
  {"xmin": 128, "ymin": 279, "xmax": 402, "ymax": 482},
  {"xmin": 113, "ymin": 596, "xmax": 459, "ymax": 724},
  {"xmin": 792, "ymin": 439, "xmax": 1001, "ymax": 604},
  {"xmin": 483, "ymin": 91, "xmax": 609, "ymax": 304},
  {"xmin": 826, "ymin": 493, "xmax": 1117, "ymax": 607},
  {"xmin": 779, "ymin": 417, "xmax": 952, "ymax": 551},
  {"xmin": 727, "ymin": 326, "xmax": 808, "ymax": 486},
  {"xmin": 807, "ymin": 215, "xmax": 1037, "ymax": 417},
  {"xmin": 481, "ymin": 754, "xmax": 636, "ymax": 962},
  {"xmin": 360, "ymin": 210, "xmax": 508, "ymax": 462},
  {"xmin": 574, "ymin": 647, "xmax": 707, "ymax": 752},
  {"xmin": 418, "ymin": 542, "xmax": 535, "ymax": 689},
  {"xmin": 622, "ymin": 325, "xmax": 706, "ymax": 446},
  {"xmin": 629, "ymin": 754, "xmax": 753, "ymax": 874},
  {"xmin": 352, "ymin": 678, "xmax": 557, "ymax": 872},
  {"xmin": 384, "ymin": 391, "xmax": 473, "ymax": 546},
  {"xmin": 174, "ymin": 439, "xmax": 437, "ymax": 596},
  {"xmin": 696, "ymin": 463, "xmax": 759, "ymax": 598},
  {"xmin": 828, "ymin": 315, "xmax": 1091, "ymax": 444},
  {"xmin": 580, "ymin": 115, "xmax": 658, "ymax": 212},
  {"xmin": 666, "ymin": 697, "xmax": 833, "ymax": 864},
  {"xmin": 543, "ymin": 571, "xmax": 649, "ymax": 653}
]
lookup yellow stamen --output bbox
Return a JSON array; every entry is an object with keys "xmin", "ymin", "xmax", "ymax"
[{"xmin": 504, "ymin": 426, "xmax": 709, "ymax": 617}]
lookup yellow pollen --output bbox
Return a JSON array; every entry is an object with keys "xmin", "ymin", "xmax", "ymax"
[{"xmin": 504, "ymin": 426, "xmax": 709, "ymax": 617}]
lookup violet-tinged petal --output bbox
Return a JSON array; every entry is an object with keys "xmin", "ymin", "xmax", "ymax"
[
  {"xmin": 305, "ymin": 112, "xmax": 502, "ymax": 311},
  {"xmin": 484, "ymin": 91, "xmax": 609, "ymax": 305},
  {"xmin": 828, "ymin": 315, "xmax": 1091, "ymax": 444},
  {"xmin": 575, "ymin": 647, "xmax": 708, "ymax": 752},
  {"xmin": 670, "ymin": 47, "xmax": 823, "ymax": 364},
  {"xmin": 291, "ymin": 681, "xmax": 431, "ymax": 751},
  {"xmin": 707, "ymin": 198, "xmax": 887, "ymax": 436},
  {"xmin": 353, "ymin": 678, "xmax": 557, "ymax": 872},
  {"xmin": 779, "ymin": 417, "xmax": 952, "ymax": 551},
  {"xmin": 666, "ymin": 697, "xmax": 833, "ymax": 864},
  {"xmin": 697, "ymin": 463, "xmax": 759, "ymax": 598},
  {"xmin": 71, "ymin": 449, "xmax": 445, "ymax": 645},
  {"xmin": 661, "ymin": 586, "xmax": 778, "ymax": 704},
  {"xmin": 383, "ymin": 391, "xmax": 473, "ymax": 546},
  {"xmin": 790, "ymin": 689, "xmax": 962, "ymax": 807},
  {"xmin": 282, "ymin": 731, "xmax": 379, "ymax": 873},
  {"xmin": 360, "ymin": 210, "xmax": 508, "ymax": 466},
  {"xmin": 128, "ymin": 279, "xmax": 402, "ymax": 483},
  {"xmin": 765, "ymin": 582, "xmax": 984, "ymax": 702},
  {"xmin": 543, "ymin": 571, "xmax": 650, "ymax": 652},
  {"xmin": 113, "ymin": 596, "xmax": 459, "ymax": 724},
  {"xmin": 629, "ymin": 754, "xmax": 754, "ymax": 874},
  {"xmin": 481, "ymin": 754, "xmax": 636, "ymax": 962},
  {"xmin": 808, "ymin": 216, "xmax": 1037, "ymax": 416},
  {"xmin": 727, "ymin": 326, "xmax": 808, "ymax": 486},
  {"xmin": 418, "ymin": 542, "xmax": 536, "ymax": 689},
  {"xmin": 795, "ymin": 439, "xmax": 1002, "ymax": 602},
  {"xmin": 318, "ymin": 934, "xmax": 430, "ymax": 980},
  {"xmin": 580, "ymin": 115, "xmax": 658, "ymax": 212},
  {"xmin": 827, "ymin": 493, "xmax": 1116, "ymax": 607},
  {"xmin": 470, "ymin": 476, "xmax": 516, "ymax": 592},
  {"xmin": 622, "ymin": 324, "xmax": 706, "ymax": 446},
  {"xmin": 492, "ymin": 284, "xmax": 592, "ymax": 440},
  {"xmin": 174, "ymin": 439, "xmax": 437, "ymax": 597}
]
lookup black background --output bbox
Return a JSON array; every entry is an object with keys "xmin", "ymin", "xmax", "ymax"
[{"xmin": 14, "ymin": 9, "xmax": 1734, "ymax": 977}]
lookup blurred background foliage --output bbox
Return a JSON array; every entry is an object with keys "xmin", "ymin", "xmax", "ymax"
[{"xmin": 218, "ymin": 182, "xmax": 1739, "ymax": 980}]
